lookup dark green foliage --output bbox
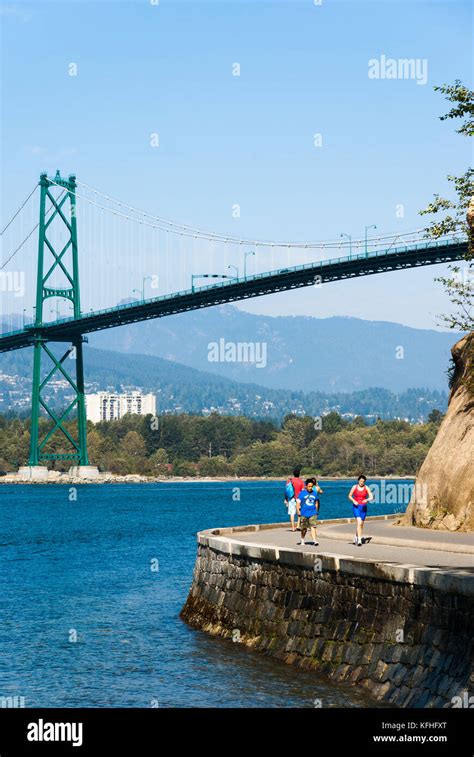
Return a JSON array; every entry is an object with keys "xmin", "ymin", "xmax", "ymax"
[
  {"xmin": 0, "ymin": 411, "xmax": 439, "ymax": 478},
  {"xmin": 421, "ymin": 80, "xmax": 473, "ymax": 329},
  {"xmin": 446, "ymin": 358, "xmax": 456, "ymax": 390}
]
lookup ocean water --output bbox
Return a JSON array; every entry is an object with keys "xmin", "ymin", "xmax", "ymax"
[{"xmin": 0, "ymin": 480, "xmax": 410, "ymax": 708}]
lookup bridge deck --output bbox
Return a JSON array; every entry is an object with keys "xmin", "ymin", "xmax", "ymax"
[{"xmin": 0, "ymin": 236, "xmax": 467, "ymax": 353}]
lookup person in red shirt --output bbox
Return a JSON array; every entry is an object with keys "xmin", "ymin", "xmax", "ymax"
[
  {"xmin": 284, "ymin": 467, "xmax": 305, "ymax": 531},
  {"xmin": 349, "ymin": 474, "xmax": 374, "ymax": 546}
]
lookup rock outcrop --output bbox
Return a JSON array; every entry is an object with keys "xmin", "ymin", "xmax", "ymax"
[{"xmin": 400, "ymin": 331, "xmax": 473, "ymax": 531}]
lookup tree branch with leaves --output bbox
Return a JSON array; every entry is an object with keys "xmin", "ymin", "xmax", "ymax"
[{"xmin": 420, "ymin": 80, "xmax": 473, "ymax": 331}]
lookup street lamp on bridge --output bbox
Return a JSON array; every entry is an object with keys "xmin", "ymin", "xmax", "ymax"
[
  {"xmin": 340, "ymin": 233, "xmax": 352, "ymax": 257},
  {"xmin": 227, "ymin": 264, "xmax": 239, "ymax": 280},
  {"xmin": 133, "ymin": 276, "xmax": 153, "ymax": 302},
  {"xmin": 244, "ymin": 250, "xmax": 255, "ymax": 278},
  {"xmin": 142, "ymin": 275, "xmax": 152, "ymax": 300},
  {"xmin": 365, "ymin": 225, "xmax": 377, "ymax": 255}
]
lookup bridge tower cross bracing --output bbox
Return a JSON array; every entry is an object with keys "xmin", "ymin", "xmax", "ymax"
[{"xmin": 26, "ymin": 170, "xmax": 92, "ymax": 475}]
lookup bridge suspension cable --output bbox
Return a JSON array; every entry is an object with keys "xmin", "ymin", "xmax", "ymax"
[
  {"xmin": 0, "ymin": 189, "xmax": 66, "ymax": 271},
  {"xmin": 0, "ymin": 184, "xmax": 38, "ymax": 236},
  {"xmin": 72, "ymin": 178, "xmax": 430, "ymax": 250}
]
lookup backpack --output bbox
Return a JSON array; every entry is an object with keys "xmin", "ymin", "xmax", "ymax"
[{"xmin": 285, "ymin": 479, "xmax": 295, "ymax": 500}]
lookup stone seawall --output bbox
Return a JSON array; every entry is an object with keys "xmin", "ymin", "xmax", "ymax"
[{"xmin": 180, "ymin": 524, "xmax": 474, "ymax": 708}]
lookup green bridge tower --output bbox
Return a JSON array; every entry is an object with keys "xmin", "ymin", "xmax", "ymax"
[{"xmin": 22, "ymin": 171, "xmax": 97, "ymax": 479}]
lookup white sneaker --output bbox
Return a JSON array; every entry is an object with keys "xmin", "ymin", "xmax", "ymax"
[
  {"xmin": 298, "ymin": 540, "xmax": 305, "ymax": 546},
  {"xmin": 353, "ymin": 536, "xmax": 357, "ymax": 545}
]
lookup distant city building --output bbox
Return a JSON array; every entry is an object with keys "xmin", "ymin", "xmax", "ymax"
[{"xmin": 86, "ymin": 391, "xmax": 156, "ymax": 423}]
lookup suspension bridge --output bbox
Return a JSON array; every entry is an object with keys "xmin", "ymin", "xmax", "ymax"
[{"xmin": 0, "ymin": 171, "xmax": 467, "ymax": 477}]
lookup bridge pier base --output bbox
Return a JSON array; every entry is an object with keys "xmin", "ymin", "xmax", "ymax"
[
  {"xmin": 17, "ymin": 466, "xmax": 49, "ymax": 481},
  {"xmin": 68, "ymin": 466, "xmax": 100, "ymax": 480}
]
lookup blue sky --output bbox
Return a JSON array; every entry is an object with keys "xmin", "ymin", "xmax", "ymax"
[{"xmin": 1, "ymin": 0, "xmax": 472, "ymax": 328}]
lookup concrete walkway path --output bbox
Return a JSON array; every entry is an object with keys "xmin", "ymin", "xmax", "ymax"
[{"xmin": 230, "ymin": 516, "xmax": 474, "ymax": 571}]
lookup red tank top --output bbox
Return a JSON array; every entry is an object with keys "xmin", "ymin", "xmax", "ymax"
[
  {"xmin": 291, "ymin": 478, "xmax": 304, "ymax": 497},
  {"xmin": 353, "ymin": 485, "xmax": 368, "ymax": 505}
]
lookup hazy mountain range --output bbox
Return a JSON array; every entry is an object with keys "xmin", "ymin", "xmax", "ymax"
[
  {"xmin": 87, "ymin": 305, "xmax": 458, "ymax": 393},
  {"xmin": 0, "ymin": 306, "xmax": 455, "ymax": 421}
]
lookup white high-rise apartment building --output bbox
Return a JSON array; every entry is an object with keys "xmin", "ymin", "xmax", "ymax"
[{"xmin": 86, "ymin": 391, "xmax": 156, "ymax": 423}]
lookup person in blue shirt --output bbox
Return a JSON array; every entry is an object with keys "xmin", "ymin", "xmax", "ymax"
[{"xmin": 296, "ymin": 479, "xmax": 320, "ymax": 546}]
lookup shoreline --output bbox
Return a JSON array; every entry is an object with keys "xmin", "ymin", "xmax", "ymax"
[{"xmin": 0, "ymin": 473, "xmax": 416, "ymax": 485}]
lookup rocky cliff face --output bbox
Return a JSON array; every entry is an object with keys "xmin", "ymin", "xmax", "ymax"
[{"xmin": 400, "ymin": 331, "xmax": 473, "ymax": 531}]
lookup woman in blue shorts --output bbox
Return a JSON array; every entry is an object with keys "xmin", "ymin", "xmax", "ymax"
[{"xmin": 348, "ymin": 474, "xmax": 374, "ymax": 546}]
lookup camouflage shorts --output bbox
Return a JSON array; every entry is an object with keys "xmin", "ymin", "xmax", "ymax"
[{"xmin": 300, "ymin": 515, "xmax": 318, "ymax": 529}]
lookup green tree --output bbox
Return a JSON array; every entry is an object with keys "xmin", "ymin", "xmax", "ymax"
[
  {"xmin": 116, "ymin": 430, "xmax": 147, "ymax": 473},
  {"xmin": 149, "ymin": 448, "xmax": 169, "ymax": 476},
  {"xmin": 86, "ymin": 427, "xmax": 114, "ymax": 469},
  {"xmin": 280, "ymin": 415, "xmax": 315, "ymax": 449},
  {"xmin": 121, "ymin": 430, "xmax": 147, "ymax": 458},
  {"xmin": 321, "ymin": 412, "xmax": 348, "ymax": 434},
  {"xmin": 420, "ymin": 80, "xmax": 473, "ymax": 330},
  {"xmin": 173, "ymin": 460, "xmax": 198, "ymax": 477},
  {"xmin": 427, "ymin": 409, "xmax": 444, "ymax": 425},
  {"xmin": 198, "ymin": 455, "xmax": 233, "ymax": 476}
]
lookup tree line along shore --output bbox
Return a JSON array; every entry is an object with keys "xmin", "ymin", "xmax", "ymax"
[{"xmin": 0, "ymin": 410, "xmax": 443, "ymax": 478}]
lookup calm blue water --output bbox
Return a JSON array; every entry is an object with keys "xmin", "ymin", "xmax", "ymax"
[{"xmin": 0, "ymin": 480, "xmax": 409, "ymax": 708}]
